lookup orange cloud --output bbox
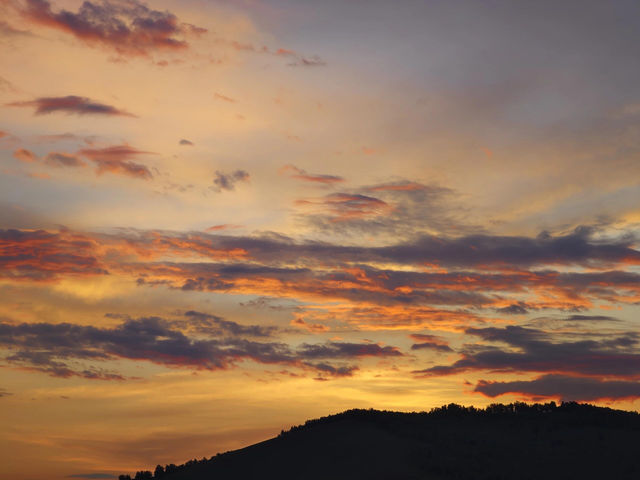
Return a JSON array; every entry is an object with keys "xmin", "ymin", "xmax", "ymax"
[
  {"xmin": 13, "ymin": 148, "xmax": 37, "ymax": 163},
  {"xmin": 78, "ymin": 145, "xmax": 154, "ymax": 179},
  {"xmin": 1, "ymin": 228, "xmax": 638, "ymax": 316},
  {"xmin": 291, "ymin": 317, "xmax": 330, "ymax": 333},
  {"xmin": 206, "ymin": 224, "xmax": 243, "ymax": 232}
]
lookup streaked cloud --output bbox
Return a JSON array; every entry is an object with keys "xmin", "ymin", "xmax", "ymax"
[
  {"xmin": 0, "ymin": 314, "xmax": 402, "ymax": 379},
  {"xmin": 415, "ymin": 326, "xmax": 640, "ymax": 379},
  {"xmin": 44, "ymin": 152, "xmax": 86, "ymax": 168},
  {"xmin": 213, "ymin": 93, "xmax": 237, "ymax": 103},
  {"xmin": 78, "ymin": 145, "xmax": 154, "ymax": 179},
  {"xmin": 7, "ymin": 96, "xmax": 135, "ymax": 116},
  {"xmin": 475, "ymin": 374, "xmax": 640, "ymax": 402},
  {"xmin": 280, "ymin": 164, "xmax": 344, "ymax": 185},
  {"xmin": 2, "ymin": 227, "xmax": 638, "ymax": 314}
]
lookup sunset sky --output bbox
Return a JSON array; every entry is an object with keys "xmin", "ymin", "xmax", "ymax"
[{"xmin": 1, "ymin": 0, "xmax": 640, "ymax": 479}]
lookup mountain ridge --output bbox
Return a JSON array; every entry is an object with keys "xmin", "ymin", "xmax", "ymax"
[{"xmin": 120, "ymin": 402, "xmax": 640, "ymax": 480}]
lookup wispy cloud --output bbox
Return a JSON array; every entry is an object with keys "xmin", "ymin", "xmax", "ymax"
[
  {"xmin": 213, "ymin": 93, "xmax": 237, "ymax": 103},
  {"xmin": 280, "ymin": 164, "xmax": 344, "ymax": 185}
]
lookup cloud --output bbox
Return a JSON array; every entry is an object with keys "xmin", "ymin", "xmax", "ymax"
[
  {"xmin": 213, "ymin": 93, "xmax": 236, "ymax": 103},
  {"xmin": 214, "ymin": 38, "xmax": 325, "ymax": 68},
  {"xmin": 300, "ymin": 304, "xmax": 480, "ymax": 331},
  {"xmin": 414, "ymin": 325, "xmax": 640, "ymax": 379},
  {"xmin": 365, "ymin": 181, "xmax": 432, "ymax": 193},
  {"xmin": 36, "ymin": 133, "xmax": 97, "ymax": 144},
  {"xmin": 411, "ymin": 342, "xmax": 452, "ymax": 352},
  {"xmin": 0, "ymin": 316, "xmax": 287, "ymax": 377},
  {"xmin": 2, "ymin": 227, "xmax": 639, "ymax": 313},
  {"xmin": 181, "ymin": 310, "xmax": 278, "ymax": 337},
  {"xmin": 205, "ymin": 224, "xmax": 242, "ymax": 232},
  {"xmin": 409, "ymin": 333, "xmax": 453, "ymax": 352},
  {"xmin": 0, "ymin": 315, "xmax": 402, "ymax": 379},
  {"xmin": 367, "ymin": 226, "xmax": 640, "ymax": 268},
  {"xmin": 12, "ymin": 145, "xmax": 152, "ymax": 176},
  {"xmin": 296, "ymin": 341, "xmax": 402, "ymax": 359},
  {"xmin": 44, "ymin": 152, "xmax": 86, "ymax": 168},
  {"xmin": 78, "ymin": 145, "xmax": 153, "ymax": 179},
  {"xmin": 13, "ymin": 148, "xmax": 37, "ymax": 163},
  {"xmin": 179, "ymin": 139, "xmax": 193, "ymax": 146},
  {"xmin": 495, "ymin": 303, "xmax": 529, "ymax": 315},
  {"xmin": 298, "ymin": 180, "xmax": 470, "ymax": 239},
  {"xmin": 297, "ymin": 193, "xmax": 390, "ymax": 222},
  {"xmin": 0, "ymin": 387, "xmax": 11, "ymax": 398},
  {"xmin": 157, "ymin": 262, "xmax": 493, "ymax": 308},
  {"xmin": 280, "ymin": 164, "xmax": 344, "ymax": 184},
  {"xmin": 304, "ymin": 362, "xmax": 357, "ymax": 378},
  {"xmin": 288, "ymin": 55, "xmax": 326, "ymax": 67},
  {"xmin": 19, "ymin": 0, "xmax": 206, "ymax": 57},
  {"xmin": 212, "ymin": 170, "xmax": 249, "ymax": 192},
  {"xmin": 124, "ymin": 228, "xmax": 638, "ymax": 275},
  {"xmin": 291, "ymin": 318, "xmax": 330, "ymax": 333},
  {"xmin": 564, "ymin": 314, "xmax": 620, "ymax": 322},
  {"xmin": 0, "ymin": 76, "xmax": 19, "ymax": 93},
  {"xmin": 274, "ymin": 47, "xmax": 326, "ymax": 67},
  {"xmin": 0, "ymin": 228, "xmax": 107, "ymax": 281},
  {"xmin": 0, "ymin": 20, "xmax": 33, "ymax": 38},
  {"xmin": 475, "ymin": 374, "xmax": 640, "ymax": 402},
  {"xmin": 7, "ymin": 96, "xmax": 135, "ymax": 116},
  {"xmin": 1, "ymin": 224, "xmax": 638, "ymax": 391},
  {"xmin": 137, "ymin": 262, "xmax": 640, "ymax": 311},
  {"xmin": 3, "ymin": 347, "xmax": 124, "ymax": 379}
]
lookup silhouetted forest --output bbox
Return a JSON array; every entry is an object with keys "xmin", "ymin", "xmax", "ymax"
[{"xmin": 120, "ymin": 402, "xmax": 640, "ymax": 480}]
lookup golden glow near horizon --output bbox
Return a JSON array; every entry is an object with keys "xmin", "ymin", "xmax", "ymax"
[{"xmin": 1, "ymin": 1, "xmax": 640, "ymax": 479}]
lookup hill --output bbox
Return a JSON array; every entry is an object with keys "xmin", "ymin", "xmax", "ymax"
[{"xmin": 120, "ymin": 402, "xmax": 640, "ymax": 480}]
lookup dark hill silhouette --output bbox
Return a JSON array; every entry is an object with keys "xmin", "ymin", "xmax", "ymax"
[{"xmin": 121, "ymin": 402, "xmax": 640, "ymax": 480}]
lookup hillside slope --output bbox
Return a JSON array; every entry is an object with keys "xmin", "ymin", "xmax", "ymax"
[{"xmin": 122, "ymin": 402, "xmax": 640, "ymax": 480}]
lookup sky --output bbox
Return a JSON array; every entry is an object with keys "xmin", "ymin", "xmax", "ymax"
[{"xmin": 1, "ymin": 0, "xmax": 639, "ymax": 478}]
